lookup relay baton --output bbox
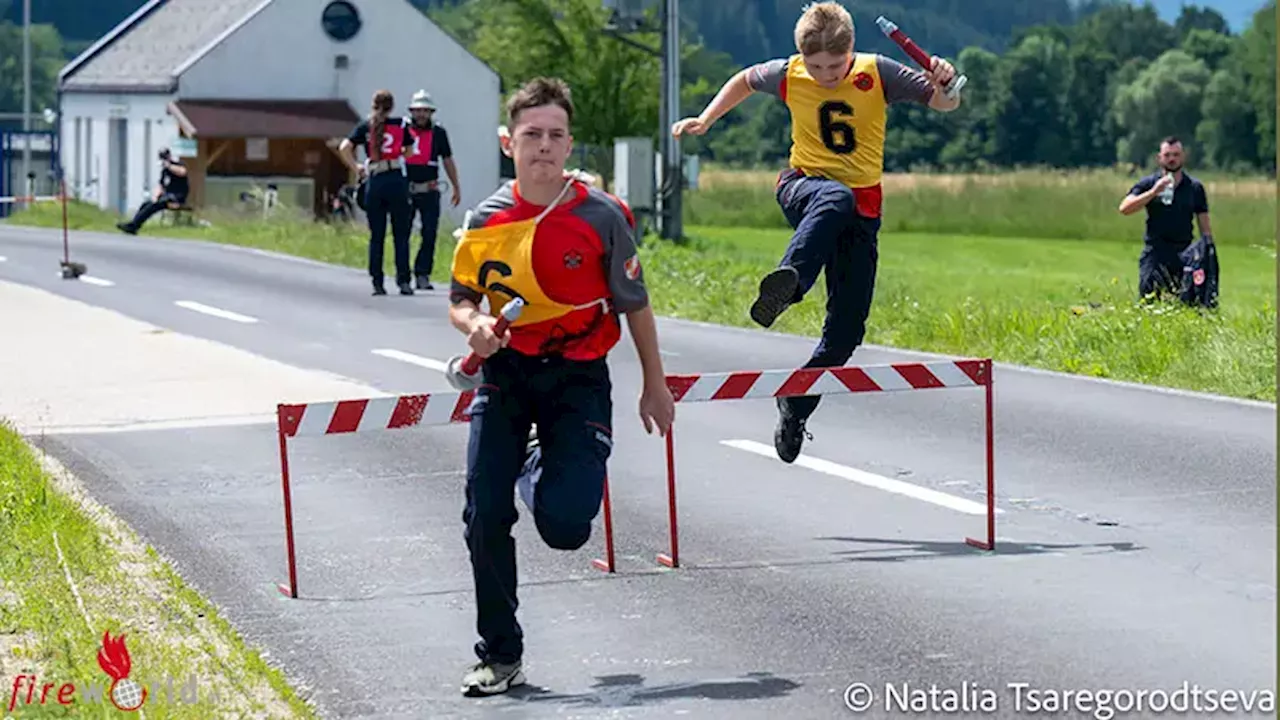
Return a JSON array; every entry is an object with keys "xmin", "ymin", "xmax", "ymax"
[
  {"xmin": 876, "ymin": 16, "xmax": 967, "ymax": 99},
  {"xmin": 445, "ymin": 297, "xmax": 525, "ymax": 390}
]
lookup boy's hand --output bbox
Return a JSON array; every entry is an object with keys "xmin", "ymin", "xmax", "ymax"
[
  {"xmin": 924, "ymin": 56, "xmax": 957, "ymax": 89},
  {"xmin": 671, "ymin": 116, "xmax": 711, "ymax": 137},
  {"xmin": 638, "ymin": 381, "xmax": 676, "ymax": 436},
  {"xmin": 467, "ymin": 315, "xmax": 509, "ymax": 358}
]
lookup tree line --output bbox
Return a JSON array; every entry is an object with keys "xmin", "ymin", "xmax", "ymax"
[{"xmin": 430, "ymin": 0, "xmax": 1276, "ymax": 176}]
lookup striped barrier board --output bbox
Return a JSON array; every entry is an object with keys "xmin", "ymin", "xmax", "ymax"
[
  {"xmin": 651, "ymin": 358, "xmax": 996, "ymax": 571},
  {"xmin": 271, "ymin": 357, "xmax": 996, "ymax": 598}
]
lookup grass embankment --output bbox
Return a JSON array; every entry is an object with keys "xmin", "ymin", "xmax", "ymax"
[
  {"xmin": 8, "ymin": 168, "xmax": 1276, "ymax": 402},
  {"xmin": 0, "ymin": 421, "xmax": 317, "ymax": 719},
  {"xmin": 690, "ymin": 166, "xmax": 1277, "ymax": 248}
]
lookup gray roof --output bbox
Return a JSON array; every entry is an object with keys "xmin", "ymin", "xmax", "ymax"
[{"xmin": 60, "ymin": 0, "xmax": 271, "ymax": 93}]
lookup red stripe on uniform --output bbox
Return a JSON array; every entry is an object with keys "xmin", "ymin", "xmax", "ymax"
[
  {"xmin": 894, "ymin": 363, "xmax": 945, "ymax": 389},
  {"xmin": 388, "ymin": 394, "xmax": 430, "ymax": 429},
  {"xmin": 954, "ymin": 359, "xmax": 990, "ymax": 385},
  {"xmin": 712, "ymin": 372, "xmax": 762, "ymax": 400},
  {"xmin": 327, "ymin": 400, "xmax": 369, "ymax": 434},
  {"xmin": 774, "ymin": 368, "xmax": 823, "ymax": 397},
  {"xmin": 666, "ymin": 375, "xmax": 700, "ymax": 402},
  {"xmin": 828, "ymin": 367, "xmax": 882, "ymax": 392}
]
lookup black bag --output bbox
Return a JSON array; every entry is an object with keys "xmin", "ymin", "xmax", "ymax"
[{"xmin": 1178, "ymin": 235, "xmax": 1219, "ymax": 308}]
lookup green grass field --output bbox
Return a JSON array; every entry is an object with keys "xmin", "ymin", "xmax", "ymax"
[
  {"xmin": 0, "ymin": 421, "xmax": 317, "ymax": 719},
  {"xmin": 7, "ymin": 165, "xmax": 1277, "ymax": 403}
]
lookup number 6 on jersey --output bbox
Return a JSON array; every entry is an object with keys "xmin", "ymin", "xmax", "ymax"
[{"xmin": 819, "ymin": 101, "xmax": 856, "ymax": 154}]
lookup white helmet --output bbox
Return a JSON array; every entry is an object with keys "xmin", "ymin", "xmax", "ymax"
[{"xmin": 408, "ymin": 90, "xmax": 436, "ymax": 110}]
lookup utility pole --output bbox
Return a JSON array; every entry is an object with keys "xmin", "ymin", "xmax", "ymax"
[
  {"xmin": 21, "ymin": 0, "xmax": 32, "ymax": 205},
  {"xmin": 658, "ymin": 0, "xmax": 682, "ymax": 240}
]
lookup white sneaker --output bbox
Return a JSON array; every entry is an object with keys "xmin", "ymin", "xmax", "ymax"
[{"xmin": 515, "ymin": 428, "xmax": 541, "ymax": 513}]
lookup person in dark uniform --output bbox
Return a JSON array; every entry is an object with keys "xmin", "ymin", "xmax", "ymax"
[
  {"xmin": 1118, "ymin": 136, "xmax": 1214, "ymax": 300},
  {"xmin": 405, "ymin": 89, "xmax": 462, "ymax": 290},
  {"xmin": 449, "ymin": 77, "xmax": 675, "ymax": 697},
  {"xmin": 116, "ymin": 148, "xmax": 189, "ymax": 234},
  {"xmin": 339, "ymin": 89, "xmax": 415, "ymax": 296}
]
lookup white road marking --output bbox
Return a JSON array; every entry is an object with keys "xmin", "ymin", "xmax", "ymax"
[
  {"xmin": 371, "ymin": 348, "xmax": 449, "ymax": 372},
  {"xmin": 174, "ymin": 300, "xmax": 258, "ymax": 324},
  {"xmin": 721, "ymin": 439, "xmax": 1002, "ymax": 517},
  {"xmin": 0, "ymin": 255, "xmax": 7, "ymax": 262},
  {"xmin": 79, "ymin": 275, "xmax": 115, "ymax": 287}
]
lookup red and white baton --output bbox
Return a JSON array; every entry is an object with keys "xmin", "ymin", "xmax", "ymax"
[
  {"xmin": 876, "ymin": 16, "xmax": 967, "ymax": 99},
  {"xmin": 444, "ymin": 297, "xmax": 525, "ymax": 390}
]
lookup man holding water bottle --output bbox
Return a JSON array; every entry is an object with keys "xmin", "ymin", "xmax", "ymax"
[{"xmin": 1118, "ymin": 136, "xmax": 1213, "ymax": 300}]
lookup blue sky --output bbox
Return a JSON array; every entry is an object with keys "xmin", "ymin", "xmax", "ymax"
[{"xmin": 1138, "ymin": 0, "xmax": 1270, "ymax": 32}]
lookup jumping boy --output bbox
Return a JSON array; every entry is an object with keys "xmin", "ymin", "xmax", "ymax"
[
  {"xmin": 449, "ymin": 76, "xmax": 676, "ymax": 697},
  {"xmin": 672, "ymin": 1, "xmax": 960, "ymax": 463}
]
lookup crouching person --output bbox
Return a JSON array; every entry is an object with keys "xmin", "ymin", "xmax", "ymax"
[{"xmin": 447, "ymin": 76, "xmax": 675, "ymax": 697}]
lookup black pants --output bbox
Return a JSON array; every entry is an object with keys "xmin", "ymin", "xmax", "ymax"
[
  {"xmin": 1139, "ymin": 242, "xmax": 1188, "ymax": 299},
  {"xmin": 126, "ymin": 192, "xmax": 185, "ymax": 229},
  {"xmin": 410, "ymin": 190, "xmax": 441, "ymax": 279},
  {"xmin": 364, "ymin": 172, "xmax": 412, "ymax": 286},
  {"xmin": 774, "ymin": 171, "xmax": 880, "ymax": 421},
  {"xmin": 462, "ymin": 350, "xmax": 613, "ymax": 665}
]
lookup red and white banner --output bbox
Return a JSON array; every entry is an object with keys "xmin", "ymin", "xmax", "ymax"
[{"xmin": 666, "ymin": 359, "xmax": 989, "ymax": 403}]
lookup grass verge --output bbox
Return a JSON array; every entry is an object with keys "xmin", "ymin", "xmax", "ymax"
[
  {"xmin": 7, "ymin": 201, "xmax": 1275, "ymax": 402},
  {"xmin": 689, "ymin": 166, "xmax": 1277, "ymax": 246},
  {"xmin": 0, "ymin": 420, "xmax": 318, "ymax": 719},
  {"xmin": 641, "ymin": 226, "xmax": 1277, "ymax": 403}
]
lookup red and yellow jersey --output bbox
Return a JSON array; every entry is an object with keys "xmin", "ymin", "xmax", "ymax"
[
  {"xmin": 746, "ymin": 52, "xmax": 935, "ymax": 213},
  {"xmin": 449, "ymin": 177, "xmax": 648, "ymax": 361}
]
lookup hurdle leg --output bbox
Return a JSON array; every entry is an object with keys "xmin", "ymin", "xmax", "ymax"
[
  {"xmin": 656, "ymin": 427, "xmax": 679, "ymax": 568},
  {"xmin": 591, "ymin": 474, "xmax": 616, "ymax": 573},
  {"xmin": 966, "ymin": 360, "xmax": 996, "ymax": 551},
  {"xmin": 276, "ymin": 408, "xmax": 300, "ymax": 597}
]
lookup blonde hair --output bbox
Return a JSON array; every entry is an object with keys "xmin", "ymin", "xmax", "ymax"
[{"xmin": 794, "ymin": 2, "xmax": 854, "ymax": 56}]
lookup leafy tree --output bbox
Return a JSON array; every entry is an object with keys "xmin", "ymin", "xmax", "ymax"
[
  {"xmin": 0, "ymin": 21, "xmax": 63, "ymax": 115},
  {"xmin": 1109, "ymin": 50, "xmax": 1213, "ymax": 165}
]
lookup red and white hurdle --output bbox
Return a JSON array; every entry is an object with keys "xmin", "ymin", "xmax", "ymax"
[
  {"xmin": 271, "ymin": 356, "xmax": 995, "ymax": 598},
  {"xmin": 652, "ymin": 357, "xmax": 996, "ymax": 570}
]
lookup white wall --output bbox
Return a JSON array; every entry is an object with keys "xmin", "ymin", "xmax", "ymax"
[
  {"xmin": 59, "ymin": 92, "xmax": 181, "ymax": 214},
  {"xmin": 178, "ymin": 0, "xmax": 501, "ymax": 225}
]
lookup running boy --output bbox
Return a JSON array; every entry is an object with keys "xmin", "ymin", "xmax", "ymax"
[
  {"xmin": 672, "ymin": 1, "xmax": 960, "ymax": 463},
  {"xmin": 449, "ymin": 76, "xmax": 675, "ymax": 697}
]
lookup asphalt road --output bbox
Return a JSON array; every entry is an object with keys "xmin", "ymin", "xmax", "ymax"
[{"xmin": 1, "ymin": 224, "xmax": 1275, "ymax": 719}]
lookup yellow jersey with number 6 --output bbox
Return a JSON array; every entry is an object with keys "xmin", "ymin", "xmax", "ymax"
[{"xmin": 781, "ymin": 52, "xmax": 887, "ymax": 189}]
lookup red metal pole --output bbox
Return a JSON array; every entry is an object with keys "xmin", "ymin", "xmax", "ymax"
[
  {"xmin": 984, "ymin": 362, "xmax": 996, "ymax": 550},
  {"xmin": 276, "ymin": 407, "xmax": 300, "ymax": 598},
  {"xmin": 966, "ymin": 360, "xmax": 996, "ymax": 551},
  {"xmin": 656, "ymin": 427, "xmax": 679, "ymax": 568},
  {"xmin": 591, "ymin": 474, "xmax": 616, "ymax": 573},
  {"xmin": 60, "ymin": 179, "xmax": 69, "ymax": 265}
]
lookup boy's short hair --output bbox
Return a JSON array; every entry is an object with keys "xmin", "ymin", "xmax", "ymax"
[
  {"xmin": 506, "ymin": 77, "xmax": 575, "ymax": 127},
  {"xmin": 794, "ymin": 1, "xmax": 854, "ymax": 56}
]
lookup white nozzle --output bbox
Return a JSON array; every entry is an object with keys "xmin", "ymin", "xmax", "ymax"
[
  {"xmin": 500, "ymin": 297, "xmax": 525, "ymax": 323},
  {"xmin": 876, "ymin": 16, "xmax": 897, "ymax": 35},
  {"xmin": 445, "ymin": 354, "xmax": 482, "ymax": 391}
]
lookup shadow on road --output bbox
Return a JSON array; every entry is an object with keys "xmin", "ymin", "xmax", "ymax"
[
  {"xmin": 819, "ymin": 535, "xmax": 1146, "ymax": 562},
  {"xmin": 505, "ymin": 671, "xmax": 801, "ymax": 708}
]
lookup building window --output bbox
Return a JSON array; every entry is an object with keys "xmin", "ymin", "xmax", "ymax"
[{"xmin": 321, "ymin": 1, "xmax": 361, "ymax": 41}]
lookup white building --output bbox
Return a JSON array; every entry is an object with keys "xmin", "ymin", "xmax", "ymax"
[{"xmin": 57, "ymin": 0, "xmax": 501, "ymax": 223}]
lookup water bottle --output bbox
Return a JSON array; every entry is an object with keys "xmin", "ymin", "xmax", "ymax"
[{"xmin": 1159, "ymin": 171, "xmax": 1174, "ymax": 205}]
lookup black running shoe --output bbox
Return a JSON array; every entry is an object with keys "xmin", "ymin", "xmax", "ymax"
[
  {"xmin": 774, "ymin": 398, "xmax": 812, "ymax": 464},
  {"xmin": 750, "ymin": 266, "xmax": 799, "ymax": 328}
]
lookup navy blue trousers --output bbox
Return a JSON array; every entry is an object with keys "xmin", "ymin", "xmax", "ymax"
[
  {"xmin": 363, "ymin": 171, "xmax": 412, "ymax": 286},
  {"xmin": 775, "ymin": 170, "xmax": 881, "ymax": 421},
  {"xmin": 462, "ymin": 350, "xmax": 614, "ymax": 665}
]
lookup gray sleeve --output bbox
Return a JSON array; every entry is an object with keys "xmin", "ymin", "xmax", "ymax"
[
  {"xmin": 745, "ymin": 58, "xmax": 789, "ymax": 98},
  {"xmin": 877, "ymin": 55, "xmax": 935, "ymax": 106},
  {"xmin": 578, "ymin": 189, "xmax": 649, "ymax": 313}
]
